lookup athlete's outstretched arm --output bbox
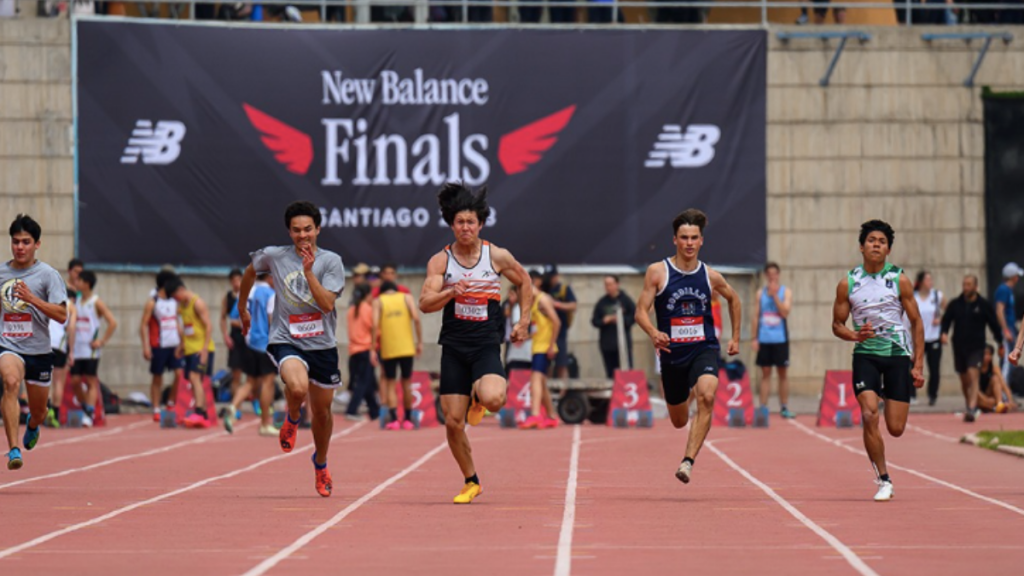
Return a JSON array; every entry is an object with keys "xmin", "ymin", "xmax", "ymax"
[
  {"xmin": 899, "ymin": 273, "xmax": 926, "ymax": 388},
  {"xmin": 832, "ymin": 279, "xmax": 874, "ymax": 342},
  {"xmin": 491, "ymin": 245, "xmax": 532, "ymax": 343},
  {"xmin": 709, "ymin": 269, "xmax": 741, "ymax": 356},
  {"xmin": 635, "ymin": 263, "xmax": 669, "ymax": 354},
  {"xmin": 237, "ymin": 264, "xmax": 256, "ymax": 336},
  {"xmin": 419, "ymin": 252, "xmax": 457, "ymax": 314}
]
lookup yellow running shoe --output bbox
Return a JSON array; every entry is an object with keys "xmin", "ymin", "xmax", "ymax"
[
  {"xmin": 453, "ymin": 482, "xmax": 482, "ymax": 504},
  {"xmin": 466, "ymin": 394, "xmax": 486, "ymax": 426}
]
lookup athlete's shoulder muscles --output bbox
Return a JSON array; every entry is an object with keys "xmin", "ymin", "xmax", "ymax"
[
  {"xmin": 637, "ymin": 262, "xmax": 665, "ymax": 310},
  {"xmin": 422, "ymin": 251, "xmax": 447, "ymax": 290},
  {"xmin": 490, "ymin": 244, "xmax": 527, "ymax": 286}
]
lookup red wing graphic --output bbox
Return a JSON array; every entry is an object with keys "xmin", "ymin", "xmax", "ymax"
[
  {"xmin": 242, "ymin": 103, "xmax": 313, "ymax": 176},
  {"xmin": 498, "ymin": 105, "xmax": 576, "ymax": 175}
]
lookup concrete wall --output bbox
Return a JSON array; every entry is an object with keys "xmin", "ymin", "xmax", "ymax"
[{"xmin": 2, "ymin": 19, "xmax": 1022, "ymax": 396}]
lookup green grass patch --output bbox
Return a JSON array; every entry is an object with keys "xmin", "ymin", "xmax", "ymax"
[{"xmin": 975, "ymin": 430, "xmax": 1024, "ymax": 450}]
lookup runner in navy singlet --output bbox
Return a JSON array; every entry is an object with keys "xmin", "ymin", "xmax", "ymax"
[{"xmin": 636, "ymin": 209, "xmax": 742, "ymax": 485}]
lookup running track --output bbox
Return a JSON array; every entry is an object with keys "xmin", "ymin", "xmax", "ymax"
[{"xmin": 1, "ymin": 412, "xmax": 1022, "ymax": 575}]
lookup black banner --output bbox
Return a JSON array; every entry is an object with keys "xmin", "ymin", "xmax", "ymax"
[
  {"xmin": 77, "ymin": 21, "xmax": 766, "ymax": 268},
  {"xmin": 983, "ymin": 92, "xmax": 1024, "ymax": 315}
]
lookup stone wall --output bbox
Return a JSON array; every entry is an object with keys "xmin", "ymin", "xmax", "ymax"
[{"xmin": 3, "ymin": 19, "xmax": 1022, "ymax": 396}]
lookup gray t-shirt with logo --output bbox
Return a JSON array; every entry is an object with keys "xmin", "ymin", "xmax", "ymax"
[
  {"xmin": 0, "ymin": 260, "xmax": 68, "ymax": 355},
  {"xmin": 250, "ymin": 245, "xmax": 345, "ymax": 351}
]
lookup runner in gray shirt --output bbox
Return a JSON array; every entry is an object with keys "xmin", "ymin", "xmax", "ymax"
[
  {"xmin": 238, "ymin": 201, "xmax": 345, "ymax": 498},
  {"xmin": 1, "ymin": 215, "xmax": 68, "ymax": 470}
]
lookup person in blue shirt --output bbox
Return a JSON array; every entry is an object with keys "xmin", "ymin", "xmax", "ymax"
[
  {"xmin": 751, "ymin": 262, "xmax": 795, "ymax": 418},
  {"xmin": 222, "ymin": 273, "xmax": 278, "ymax": 437},
  {"xmin": 994, "ymin": 262, "xmax": 1022, "ymax": 378},
  {"xmin": 635, "ymin": 209, "xmax": 742, "ymax": 486}
]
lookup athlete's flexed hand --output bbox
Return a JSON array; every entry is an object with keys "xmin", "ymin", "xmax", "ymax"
[
  {"xmin": 727, "ymin": 337, "xmax": 739, "ymax": 356},
  {"xmin": 856, "ymin": 322, "xmax": 877, "ymax": 342},
  {"xmin": 448, "ymin": 280, "xmax": 470, "ymax": 297},
  {"xmin": 911, "ymin": 360, "xmax": 925, "ymax": 388},
  {"xmin": 649, "ymin": 331, "xmax": 671, "ymax": 354},
  {"xmin": 510, "ymin": 320, "xmax": 530, "ymax": 344},
  {"xmin": 299, "ymin": 244, "xmax": 316, "ymax": 272}
]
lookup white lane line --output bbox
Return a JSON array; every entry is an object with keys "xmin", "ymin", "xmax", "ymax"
[
  {"xmin": 789, "ymin": 419, "xmax": 1024, "ymax": 517},
  {"xmin": 35, "ymin": 420, "xmax": 151, "ymax": 450},
  {"xmin": 554, "ymin": 425, "xmax": 582, "ymax": 576},
  {"xmin": 0, "ymin": 421, "xmax": 257, "ymax": 491},
  {"xmin": 0, "ymin": 421, "xmax": 367, "ymax": 561},
  {"xmin": 905, "ymin": 423, "xmax": 959, "ymax": 443},
  {"xmin": 706, "ymin": 440, "xmax": 881, "ymax": 576},
  {"xmin": 240, "ymin": 440, "xmax": 448, "ymax": 576}
]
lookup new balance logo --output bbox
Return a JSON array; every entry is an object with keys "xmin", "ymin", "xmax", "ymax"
[
  {"xmin": 121, "ymin": 120, "xmax": 186, "ymax": 165},
  {"xmin": 644, "ymin": 124, "xmax": 720, "ymax": 169}
]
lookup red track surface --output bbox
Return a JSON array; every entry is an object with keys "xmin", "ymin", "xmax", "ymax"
[{"xmin": 1, "ymin": 412, "xmax": 1022, "ymax": 575}]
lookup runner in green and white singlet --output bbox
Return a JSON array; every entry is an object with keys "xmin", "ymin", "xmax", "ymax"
[{"xmin": 832, "ymin": 220, "xmax": 925, "ymax": 502}]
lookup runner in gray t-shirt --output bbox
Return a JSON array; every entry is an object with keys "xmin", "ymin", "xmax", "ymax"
[
  {"xmin": 238, "ymin": 201, "xmax": 345, "ymax": 498},
  {"xmin": 1, "ymin": 215, "xmax": 69, "ymax": 470}
]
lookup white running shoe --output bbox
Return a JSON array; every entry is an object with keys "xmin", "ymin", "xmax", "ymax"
[
  {"xmin": 873, "ymin": 480, "xmax": 894, "ymax": 502},
  {"xmin": 675, "ymin": 460, "xmax": 692, "ymax": 484},
  {"xmin": 81, "ymin": 412, "xmax": 94, "ymax": 428}
]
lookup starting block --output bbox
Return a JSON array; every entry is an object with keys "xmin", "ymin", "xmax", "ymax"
[
  {"xmin": 816, "ymin": 371, "xmax": 862, "ymax": 428},
  {"xmin": 499, "ymin": 370, "xmax": 532, "ymax": 429},
  {"xmin": 159, "ymin": 409, "xmax": 177, "ymax": 428},
  {"xmin": 608, "ymin": 370, "xmax": 654, "ymax": 429},
  {"xmin": 611, "ymin": 408, "xmax": 655, "ymax": 428},
  {"xmin": 727, "ymin": 408, "xmax": 746, "ymax": 428},
  {"xmin": 753, "ymin": 406, "xmax": 770, "ymax": 428},
  {"xmin": 835, "ymin": 410, "xmax": 854, "ymax": 428},
  {"xmin": 66, "ymin": 409, "xmax": 85, "ymax": 428}
]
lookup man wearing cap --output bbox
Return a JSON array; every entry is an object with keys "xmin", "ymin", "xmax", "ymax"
[
  {"xmin": 995, "ymin": 263, "xmax": 1022, "ymax": 378},
  {"xmin": 543, "ymin": 265, "xmax": 576, "ymax": 379}
]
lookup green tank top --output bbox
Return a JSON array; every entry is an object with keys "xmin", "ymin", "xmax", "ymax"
[{"xmin": 848, "ymin": 263, "xmax": 911, "ymax": 357}]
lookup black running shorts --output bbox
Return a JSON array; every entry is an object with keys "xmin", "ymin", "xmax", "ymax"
[
  {"xmin": 440, "ymin": 344, "xmax": 505, "ymax": 396},
  {"xmin": 852, "ymin": 354, "xmax": 911, "ymax": 403},
  {"xmin": 660, "ymin": 348, "xmax": 720, "ymax": 406}
]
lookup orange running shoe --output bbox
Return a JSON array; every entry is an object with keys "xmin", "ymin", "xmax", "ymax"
[
  {"xmin": 313, "ymin": 454, "xmax": 332, "ymax": 497},
  {"xmin": 279, "ymin": 415, "xmax": 299, "ymax": 453},
  {"xmin": 467, "ymin": 393, "xmax": 486, "ymax": 426}
]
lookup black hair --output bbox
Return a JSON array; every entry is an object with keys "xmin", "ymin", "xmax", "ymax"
[
  {"xmin": 156, "ymin": 270, "xmax": 179, "ymax": 291},
  {"xmin": 79, "ymin": 270, "xmax": 97, "ymax": 290},
  {"xmin": 350, "ymin": 283, "xmax": 371, "ymax": 308},
  {"xmin": 9, "ymin": 214, "xmax": 41, "ymax": 242},
  {"xmin": 68, "ymin": 258, "xmax": 84, "ymax": 271},
  {"xmin": 381, "ymin": 263, "xmax": 398, "ymax": 273},
  {"xmin": 284, "ymin": 200, "xmax": 322, "ymax": 229},
  {"xmin": 164, "ymin": 276, "xmax": 185, "ymax": 296},
  {"xmin": 985, "ymin": 343, "xmax": 995, "ymax": 355},
  {"xmin": 529, "ymin": 269, "xmax": 543, "ymax": 280},
  {"xmin": 256, "ymin": 272, "xmax": 271, "ymax": 281},
  {"xmin": 438, "ymin": 182, "xmax": 490, "ymax": 226},
  {"xmin": 228, "ymin": 268, "xmax": 243, "ymax": 279},
  {"xmin": 605, "ymin": 274, "xmax": 620, "ymax": 284},
  {"xmin": 764, "ymin": 262, "xmax": 780, "ymax": 273},
  {"xmin": 914, "ymin": 270, "xmax": 929, "ymax": 291},
  {"xmin": 379, "ymin": 280, "xmax": 398, "ymax": 293},
  {"xmin": 672, "ymin": 209, "xmax": 707, "ymax": 235},
  {"xmin": 859, "ymin": 219, "xmax": 895, "ymax": 247}
]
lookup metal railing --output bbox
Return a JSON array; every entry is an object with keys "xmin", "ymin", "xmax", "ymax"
[{"xmin": 26, "ymin": 0, "xmax": 1024, "ymax": 27}]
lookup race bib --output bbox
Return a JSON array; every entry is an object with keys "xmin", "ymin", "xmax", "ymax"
[
  {"xmin": 76, "ymin": 316, "xmax": 92, "ymax": 335},
  {"xmin": 3, "ymin": 313, "xmax": 32, "ymax": 339},
  {"xmin": 183, "ymin": 323, "xmax": 195, "ymax": 337},
  {"xmin": 455, "ymin": 296, "xmax": 488, "ymax": 322},
  {"xmin": 159, "ymin": 317, "xmax": 178, "ymax": 332},
  {"xmin": 670, "ymin": 317, "xmax": 705, "ymax": 343},
  {"xmin": 289, "ymin": 313, "xmax": 324, "ymax": 339},
  {"xmin": 762, "ymin": 312, "xmax": 782, "ymax": 327}
]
